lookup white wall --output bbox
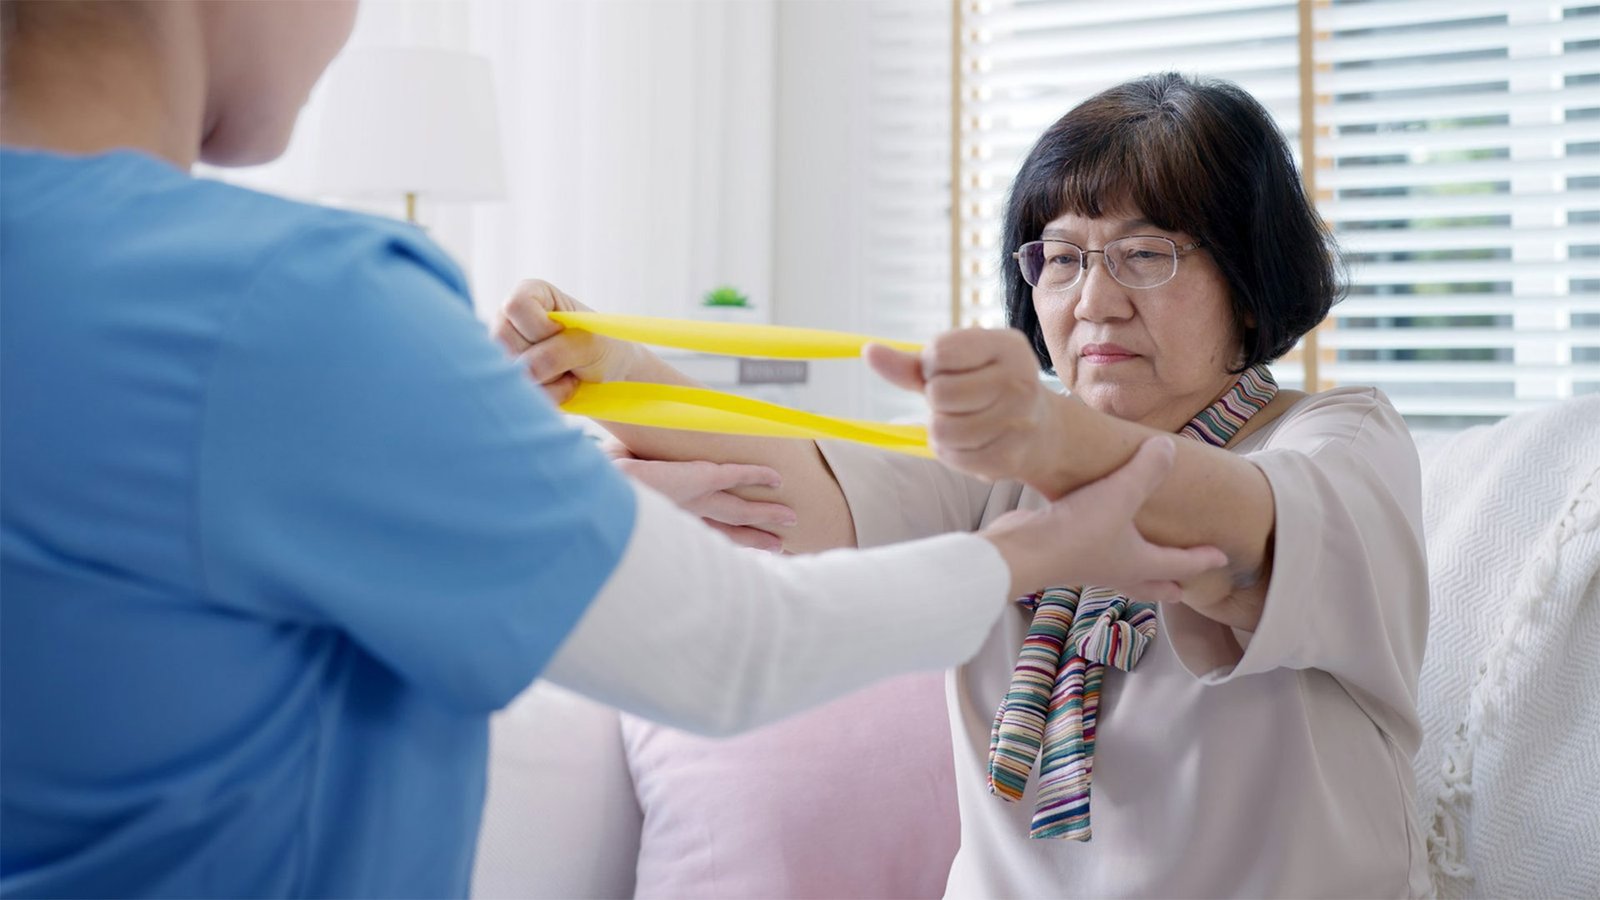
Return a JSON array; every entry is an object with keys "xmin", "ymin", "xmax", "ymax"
[
  {"xmin": 772, "ymin": 0, "xmax": 876, "ymax": 418},
  {"xmin": 772, "ymin": 0, "xmax": 952, "ymax": 421}
]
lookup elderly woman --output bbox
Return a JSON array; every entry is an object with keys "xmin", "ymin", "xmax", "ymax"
[{"xmin": 502, "ymin": 73, "xmax": 1429, "ymax": 897}]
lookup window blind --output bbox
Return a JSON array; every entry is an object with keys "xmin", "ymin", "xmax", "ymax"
[
  {"xmin": 1312, "ymin": 0, "xmax": 1600, "ymax": 425},
  {"xmin": 957, "ymin": 0, "xmax": 1308, "ymax": 389},
  {"xmin": 956, "ymin": 0, "xmax": 1600, "ymax": 421}
]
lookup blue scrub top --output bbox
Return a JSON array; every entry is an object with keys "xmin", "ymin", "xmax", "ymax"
[{"xmin": 0, "ymin": 148, "xmax": 637, "ymax": 898}]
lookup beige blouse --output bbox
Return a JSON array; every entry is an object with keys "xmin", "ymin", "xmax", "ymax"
[{"xmin": 819, "ymin": 387, "xmax": 1432, "ymax": 899}]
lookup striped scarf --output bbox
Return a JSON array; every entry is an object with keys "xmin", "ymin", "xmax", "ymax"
[{"xmin": 987, "ymin": 364, "xmax": 1277, "ymax": 840}]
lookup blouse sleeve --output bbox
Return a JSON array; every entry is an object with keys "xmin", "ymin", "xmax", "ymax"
[
  {"xmin": 1164, "ymin": 388, "xmax": 1429, "ymax": 743},
  {"xmin": 816, "ymin": 439, "xmax": 996, "ymax": 548}
]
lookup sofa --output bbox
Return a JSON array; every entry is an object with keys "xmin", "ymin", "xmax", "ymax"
[{"xmin": 471, "ymin": 396, "xmax": 1600, "ymax": 899}]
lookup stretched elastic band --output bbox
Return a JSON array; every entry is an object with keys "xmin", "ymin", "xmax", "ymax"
[
  {"xmin": 547, "ymin": 312, "xmax": 932, "ymax": 456},
  {"xmin": 562, "ymin": 382, "xmax": 933, "ymax": 458},
  {"xmin": 548, "ymin": 311, "xmax": 924, "ymax": 359}
]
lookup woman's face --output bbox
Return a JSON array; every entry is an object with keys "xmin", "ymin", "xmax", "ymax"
[{"xmin": 1031, "ymin": 207, "xmax": 1243, "ymax": 431}]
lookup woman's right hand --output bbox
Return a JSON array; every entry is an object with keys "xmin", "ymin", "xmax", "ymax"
[{"xmin": 493, "ymin": 279, "xmax": 642, "ymax": 404}]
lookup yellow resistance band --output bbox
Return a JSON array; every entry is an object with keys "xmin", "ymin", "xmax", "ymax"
[
  {"xmin": 547, "ymin": 312, "xmax": 933, "ymax": 458},
  {"xmin": 547, "ymin": 311, "xmax": 923, "ymax": 359}
]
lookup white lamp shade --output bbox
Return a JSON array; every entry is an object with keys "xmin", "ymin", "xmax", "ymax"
[{"xmin": 312, "ymin": 46, "xmax": 507, "ymax": 202}]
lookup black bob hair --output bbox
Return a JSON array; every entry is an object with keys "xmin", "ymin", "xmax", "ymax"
[{"xmin": 1001, "ymin": 72, "xmax": 1342, "ymax": 374}]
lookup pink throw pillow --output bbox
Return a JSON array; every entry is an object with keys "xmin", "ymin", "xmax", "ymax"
[{"xmin": 621, "ymin": 672, "xmax": 959, "ymax": 899}]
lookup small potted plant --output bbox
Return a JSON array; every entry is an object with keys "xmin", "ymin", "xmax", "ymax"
[{"xmin": 699, "ymin": 284, "xmax": 758, "ymax": 322}]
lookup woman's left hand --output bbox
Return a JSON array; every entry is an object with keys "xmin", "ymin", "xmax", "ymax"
[
  {"xmin": 602, "ymin": 442, "xmax": 797, "ymax": 554},
  {"xmin": 865, "ymin": 328, "xmax": 1060, "ymax": 483}
]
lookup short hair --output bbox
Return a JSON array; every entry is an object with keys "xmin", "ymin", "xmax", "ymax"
[{"xmin": 1000, "ymin": 72, "xmax": 1341, "ymax": 374}]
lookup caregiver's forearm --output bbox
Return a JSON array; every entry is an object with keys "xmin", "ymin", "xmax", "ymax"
[
  {"xmin": 596, "ymin": 349, "xmax": 858, "ymax": 553},
  {"xmin": 542, "ymin": 484, "xmax": 1008, "ymax": 736}
]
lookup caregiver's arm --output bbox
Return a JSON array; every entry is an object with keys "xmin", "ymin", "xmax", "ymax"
[
  {"xmin": 544, "ymin": 437, "xmax": 1225, "ymax": 736},
  {"xmin": 865, "ymin": 329, "xmax": 1281, "ymax": 633},
  {"xmin": 494, "ymin": 280, "xmax": 858, "ymax": 553}
]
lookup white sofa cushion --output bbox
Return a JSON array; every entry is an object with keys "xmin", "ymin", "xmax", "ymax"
[
  {"xmin": 472, "ymin": 683, "xmax": 640, "ymax": 899},
  {"xmin": 1412, "ymin": 396, "xmax": 1600, "ymax": 897}
]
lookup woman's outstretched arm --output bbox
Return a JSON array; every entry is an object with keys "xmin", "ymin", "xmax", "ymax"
[
  {"xmin": 493, "ymin": 280, "xmax": 857, "ymax": 553},
  {"xmin": 863, "ymin": 329, "xmax": 1288, "ymax": 633}
]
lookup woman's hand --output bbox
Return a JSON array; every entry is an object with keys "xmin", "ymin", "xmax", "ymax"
[
  {"xmin": 493, "ymin": 279, "xmax": 642, "ymax": 404},
  {"xmin": 980, "ymin": 436, "xmax": 1227, "ymax": 602},
  {"xmin": 864, "ymin": 328, "xmax": 1062, "ymax": 484},
  {"xmin": 603, "ymin": 442, "xmax": 797, "ymax": 554},
  {"xmin": 491, "ymin": 281, "xmax": 857, "ymax": 554}
]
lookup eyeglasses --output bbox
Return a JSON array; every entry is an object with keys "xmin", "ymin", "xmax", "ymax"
[{"xmin": 1013, "ymin": 235, "xmax": 1205, "ymax": 292}]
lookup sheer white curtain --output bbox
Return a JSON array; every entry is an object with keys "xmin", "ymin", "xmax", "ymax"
[
  {"xmin": 465, "ymin": 0, "xmax": 775, "ymax": 321},
  {"xmin": 213, "ymin": 0, "xmax": 775, "ymax": 321}
]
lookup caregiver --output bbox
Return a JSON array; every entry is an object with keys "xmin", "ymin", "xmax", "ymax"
[{"xmin": 0, "ymin": 3, "xmax": 1225, "ymax": 896}]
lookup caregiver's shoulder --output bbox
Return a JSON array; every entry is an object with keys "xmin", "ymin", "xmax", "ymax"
[
  {"xmin": 5, "ymin": 148, "xmax": 469, "ymax": 311},
  {"xmin": 182, "ymin": 172, "xmax": 473, "ymax": 310}
]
